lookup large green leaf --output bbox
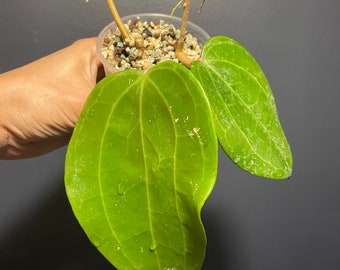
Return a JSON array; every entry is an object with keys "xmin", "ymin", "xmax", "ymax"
[
  {"xmin": 191, "ymin": 36, "xmax": 292, "ymax": 179},
  {"xmin": 65, "ymin": 61, "xmax": 218, "ymax": 269}
]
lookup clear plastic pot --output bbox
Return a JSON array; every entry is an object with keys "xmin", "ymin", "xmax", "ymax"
[{"xmin": 96, "ymin": 13, "xmax": 210, "ymax": 74}]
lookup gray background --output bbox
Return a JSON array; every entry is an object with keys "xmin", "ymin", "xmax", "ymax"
[{"xmin": 1, "ymin": 0, "xmax": 340, "ymax": 269}]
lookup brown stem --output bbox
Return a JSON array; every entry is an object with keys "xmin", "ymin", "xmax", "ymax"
[
  {"xmin": 199, "ymin": 0, "xmax": 206, "ymax": 13},
  {"xmin": 105, "ymin": 0, "xmax": 130, "ymax": 40},
  {"xmin": 175, "ymin": 0, "xmax": 193, "ymax": 68}
]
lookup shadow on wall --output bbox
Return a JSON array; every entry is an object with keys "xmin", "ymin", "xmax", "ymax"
[{"xmin": 0, "ymin": 174, "xmax": 242, "ymax": 270}]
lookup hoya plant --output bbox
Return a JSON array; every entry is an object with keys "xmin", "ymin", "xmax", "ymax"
[{"xmin": 65, "ymin": 0, "xmax": 293, "ymax": 269}]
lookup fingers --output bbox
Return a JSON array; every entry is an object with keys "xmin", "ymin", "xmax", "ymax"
[{"xmin": 72, "ymin": 37, "xmax": 105, "ymax": 83}]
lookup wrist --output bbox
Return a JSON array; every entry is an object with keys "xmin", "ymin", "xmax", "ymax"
[
  {"xmin": 0, "ymin": 124, "xmax": 9, "ymax": 159},
  {"xmin": 0, "ymin": 73, "xmax": 12, "ymax": 159}
]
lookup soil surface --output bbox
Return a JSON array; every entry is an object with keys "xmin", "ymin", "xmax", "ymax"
[{"xmin": 100, "ymin": 16, "xmax": 202, "ymax": 72}]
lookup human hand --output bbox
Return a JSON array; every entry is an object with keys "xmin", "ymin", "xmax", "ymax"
[{"xmin": 0, "ymin": 38, "xmax": 104, "ymax": 159}]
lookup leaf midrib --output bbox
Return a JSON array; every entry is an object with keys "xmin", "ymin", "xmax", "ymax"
[{"xmin": 201, "ymin": 60, "xmax": 286, "ymax": 172}]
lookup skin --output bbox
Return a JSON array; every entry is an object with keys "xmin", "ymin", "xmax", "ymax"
[{"xmin": 0, "ymin": 38, "xmax": 104, "ymax": 159}]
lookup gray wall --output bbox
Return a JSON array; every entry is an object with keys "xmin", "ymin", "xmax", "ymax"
[{"xmin": 1, "ymin": 0, "xmax": 340, "ymax": 269}]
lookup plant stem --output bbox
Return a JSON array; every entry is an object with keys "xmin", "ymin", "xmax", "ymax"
[
  {"xmin": 105, "ymin": 0, "xmax": 130, "ymax": 40},
  {"xmin": 199, "ymin": 0, "xmax": 206, "ymax": 13},
  {"xmin": 175, "ymin": 0, "xmax": 193, "ymax": 68},
  {"xmin": 170, "ymin": 0, "xmax": 184, "ymax": 18}
]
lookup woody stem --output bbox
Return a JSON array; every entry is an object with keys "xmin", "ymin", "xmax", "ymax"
[
  {"xmin": 175, "ymin": 0, "xmax": 193, "ymax": 68},
  {"xmin": 105, "ymin": 0, "xmax": 130, "ymax": 40}
]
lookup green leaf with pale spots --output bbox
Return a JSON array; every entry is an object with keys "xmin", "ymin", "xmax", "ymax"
[
  {"xmin": 191, "ymin": 36, "xmax": 292, "ymax": 179},
  {"xmin": 65, "ymin": 61, "xmax": 218, "ymax": 269}
]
